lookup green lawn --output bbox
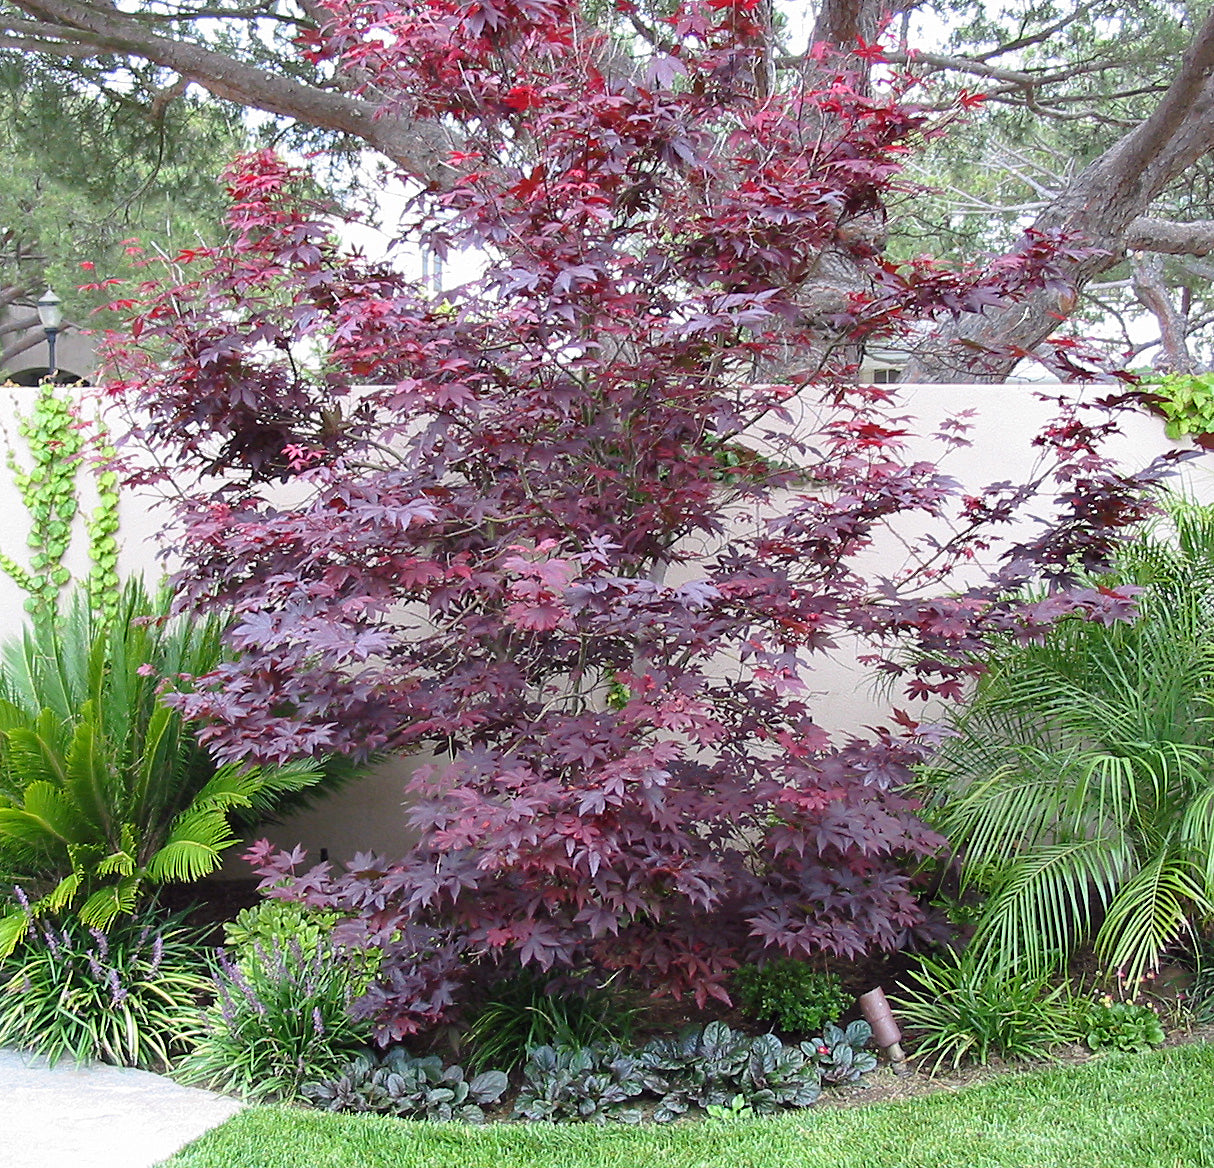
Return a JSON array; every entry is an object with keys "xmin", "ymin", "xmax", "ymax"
[{"xmin": 160, "ymin": 1043, "xmax": 1214, "ymax": 1168}]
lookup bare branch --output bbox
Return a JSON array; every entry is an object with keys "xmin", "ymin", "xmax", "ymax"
[{"xmin": 1126, "ymin": 217, "xmax": 1214, "ymax": 257}]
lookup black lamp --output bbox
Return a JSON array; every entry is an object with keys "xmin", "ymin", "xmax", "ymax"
[{"xmin": 36, "ymin": 287, "xmax": 62, "ymax": 377}]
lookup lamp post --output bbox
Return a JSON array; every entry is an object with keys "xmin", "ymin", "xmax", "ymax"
[{"xmin": 36, "ymin": 288, "xmax": 62, "ymax": 379}]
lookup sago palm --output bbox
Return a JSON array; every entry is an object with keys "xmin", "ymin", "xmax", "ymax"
[
  {"xmin": 923, "ymin": 495, "xmax": 1214, "ymax": 981},
  {"xmin": 0, "ymin": 581, "xmax": 322, "ymax": 953}
]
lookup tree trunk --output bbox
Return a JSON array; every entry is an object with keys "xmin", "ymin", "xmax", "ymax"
[{"xmin": 901, "ymin": 9, "xmax": 1214, "ymax": 383}]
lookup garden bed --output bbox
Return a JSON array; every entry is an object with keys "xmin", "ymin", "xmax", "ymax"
[{"xmin": 157, "ymin": 1041, "xmax": 1214, "ymax": 1168}]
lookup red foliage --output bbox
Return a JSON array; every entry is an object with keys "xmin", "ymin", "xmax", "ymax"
[{"xmin": 103, "ymin": 2, "xmax": 1182, "ymax": 1039}]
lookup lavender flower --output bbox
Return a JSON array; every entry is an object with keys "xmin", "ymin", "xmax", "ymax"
[
  {"xmin": 89, "ymin": 927, "xmax": 109, "ymax": 962},
  {"xmin": 108, "ymin": 967, "xmax": 128, "ymax": 1007},
  {"xmin": 148, "ymin": 933, "xmax": 164, "ymax": 978}
]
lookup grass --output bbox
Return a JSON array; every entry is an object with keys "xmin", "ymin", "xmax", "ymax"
[{"xmin": 159, "ymin": 1043, "xmax": 1214, "ymax": 1168}]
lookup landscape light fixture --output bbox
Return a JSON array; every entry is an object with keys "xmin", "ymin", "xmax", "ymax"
[
  {"xmin": 859, "ymin": 987, "xmax": 912, "ymax": 1076},
  {"xmin": 37, "ymin": 287, "xmax": 62, "ymax": 377}
]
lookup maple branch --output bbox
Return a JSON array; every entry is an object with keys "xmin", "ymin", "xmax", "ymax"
[{"xmin": 4, "ymin": 0, "xmax": 454, "ymax": 182}]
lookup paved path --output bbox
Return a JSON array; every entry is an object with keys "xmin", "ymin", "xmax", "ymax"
[{"xmin": 0, "ymin": 1048, "xmax": 243, "ymax": 1168}]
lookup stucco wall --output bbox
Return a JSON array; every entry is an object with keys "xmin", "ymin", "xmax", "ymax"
[{"xmin": 1, "ymin": 380, "xmax": 1210, "ymax": 867}]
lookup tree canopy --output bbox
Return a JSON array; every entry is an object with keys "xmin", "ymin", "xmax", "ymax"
[{"xmin": 4, "ymin": 0, "xmax": 1214, "ymax": 377}]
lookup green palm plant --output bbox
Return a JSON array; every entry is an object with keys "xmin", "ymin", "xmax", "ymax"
[
  {"xmin": 0, "ymin": 580, "xmax": 323, "ymax": 954},
  {"xmin": 923, "ymin": 494, "xmax": 1214, "ymax": 982}
]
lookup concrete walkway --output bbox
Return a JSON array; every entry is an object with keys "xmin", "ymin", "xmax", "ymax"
[{"xmin": 0, "ymin": 1048, "xmax": 243, "ymax": 1168}]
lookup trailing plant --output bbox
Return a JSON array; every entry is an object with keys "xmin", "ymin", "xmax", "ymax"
[
  {"xmin": 731, "ymin": 960, "xmax": 851, "ymax": 1035},
  {"xmin": 111, "ymin": 1, "xmax": 1172, "ymax": 1037},
  {"xmin": 921, "ymin": 495, "xmax": 1214, "ymax": 982},
  {"xmin": 463, "ymin": 967, "xmax": 644, "ymax": 1072},
  {"xmin": 0, "ymin": 580, "xmax": 325, "ymax": 953},
  {"xmin": 178, "ymin": 929, "xmax": 372, "ymax": 1102},
  {"xmin": 640, "ymin": 1022, "xmax": 823, "ymax": 1122},
  {"xmin": 1082, "ymin": 999, "xmax": 1166, "ymax": 1054},
  {"xmin": 0, "ymin": 904, "xmax": 208, "ymax": 1069},
  {"xmin": 303, "ymin": 1048, "xmax": 509, "ymax": 1122},
  {"xmin": 704, "ymin": 1094, "xmax": 756, "ymax": 1122},
  {"xmin": 892, "ymin": 949, "xmax": 1080, "ymax": 1071},
  {"xmin": 807, "ymin": 1020, "xmax": 879, "ymax": 1085}
]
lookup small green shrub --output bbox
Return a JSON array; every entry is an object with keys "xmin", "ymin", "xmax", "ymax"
[
  {"xmin": 731, "ymin": 959, "xmax": 851, "ymax": 1034},
  {"xmin": 464, "ymin": 967, "xmax": 643, "ymax": 1072},
  {"xmin": 178, "ymin": 912, "xmax": 372, "ymax": 1101},
  {"xmin": 1083, "ymin": 999, "xmax": 1165, "ymax": 1053},
  {"xmin": 0, "ymin": 906, "xmax": 208, "ymax": 1069},
  {"xmin": 303, "ymin": 1048, "xmax": 509, "ymax": 1122},
  {"xmin": 892, "ymin": 950, "xmax": 1080, "ymax": 1071}
]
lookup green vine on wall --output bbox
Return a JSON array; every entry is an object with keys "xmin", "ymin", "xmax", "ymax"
[
  {"xmin": 1141, "ymin": 372, "xmax": 1214, "ymax": 442},
  {"xmin": 1, "ymin": 382, "xmax": 121, "ymax": 625}
]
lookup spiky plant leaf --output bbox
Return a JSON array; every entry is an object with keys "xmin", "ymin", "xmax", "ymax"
[{"xmin": 78, "ymin": 876, "xmax": 141, "ymax": 932}]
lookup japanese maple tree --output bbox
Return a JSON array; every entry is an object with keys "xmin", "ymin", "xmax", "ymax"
[{"xmin": 104, "ymin": 0, "xmax": 1182, "ymax": 1038}]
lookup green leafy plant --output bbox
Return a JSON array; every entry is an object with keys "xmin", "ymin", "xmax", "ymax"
[
  {"xmin": 1142, "ymin": 372, "xmax": 1214, "ymax": 441},
  {"xmin": 178, "ymin": 925, "xmax": 372, "ymax": 1102},
  {"xmin": 704, "ymin": 1093, "xmax": 756, "ymax": 1122},
  {"xmin": 892, "ymin": 949, "xmax": 1080, "ymax": 1071},
  {"xmin": 0, "ymin": 904, "xmax": 208, "ymax": 1068},
  {"xmin": 463, "ymin": 967, "xmax": 644, "ymax": 1072},
  {"xmin": 641, "ymin": 1022, "xmax": 823, "ymax": 1122},
  {"xmin": 514, "ymin": 1044, "xmax": 658, "ymax": 1123},
  {"xmin": 807, "ymin": 1020, "xmax": 879, "ymax": 1085},
  {"xmin": 303, "ymin": 1048, "xmax": 509, "ymax": 1122},
  {"xmin": 731, "ymin": 959, "xmax": 852, "ymax": 1034},
  {"xmin": 1083, "ymin": 999, "xmax": 1166, "ymax": 1053},
  {"xmin": 0, "ymin": 580, "xmax": 325, "ymax": 952},
  {"xmin": 921, "ymin": 496, "xmax": 1214, "ymax": 982}
]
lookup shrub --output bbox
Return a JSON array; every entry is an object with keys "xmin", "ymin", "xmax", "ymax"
[
  {"xmin": 892, "ymin": 950, "xmax": 1080, "ymax": 1071},
  {"xmin": 464, "ymin": 968, "xmax": 644, "ymax": 1072},
  {"xmin": 922, "ymin": 496, "xmax": 1214, "ymax": 982},
  {"xmin": 303, "ymin": 1048, "xmax": 509, "ymax": 1122},
  {"xmin": 1083, "ymin": 999, "xmax": 1166, "ymax": 1054},
  {"xmin": 178, "ymin": 911, "xmax": 372, "ymax": 1101},
  {"xmin": 0, "ymin": 906, "xmax": 208, "ymax": 1069},
  {"xmin": 731, "ymin": 960, "xmax": 851, "ymax": 1034}
]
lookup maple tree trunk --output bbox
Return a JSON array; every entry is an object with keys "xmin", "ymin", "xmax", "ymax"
[{"xmin": 901, "ymin": 8, "xmax": 1214, "ymax": 383}]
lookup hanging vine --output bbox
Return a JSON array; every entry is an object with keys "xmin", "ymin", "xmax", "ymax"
[{"xmin": 1, "ymin": 381, "xmax": 121, "ymax": 624}]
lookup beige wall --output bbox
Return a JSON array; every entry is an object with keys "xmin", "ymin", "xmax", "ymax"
[{"xmin": 2, "ymin": 382, "xmax": 1211, "ymax": 866}]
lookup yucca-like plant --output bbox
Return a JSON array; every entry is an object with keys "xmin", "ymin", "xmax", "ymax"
[
  {"xmin": 0, "ymin": 580, "xmax": 323, "ymax": 953},
  {"xmin": 923, "ymin": 494, "xmax": 1214, "ymax": 982}
]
